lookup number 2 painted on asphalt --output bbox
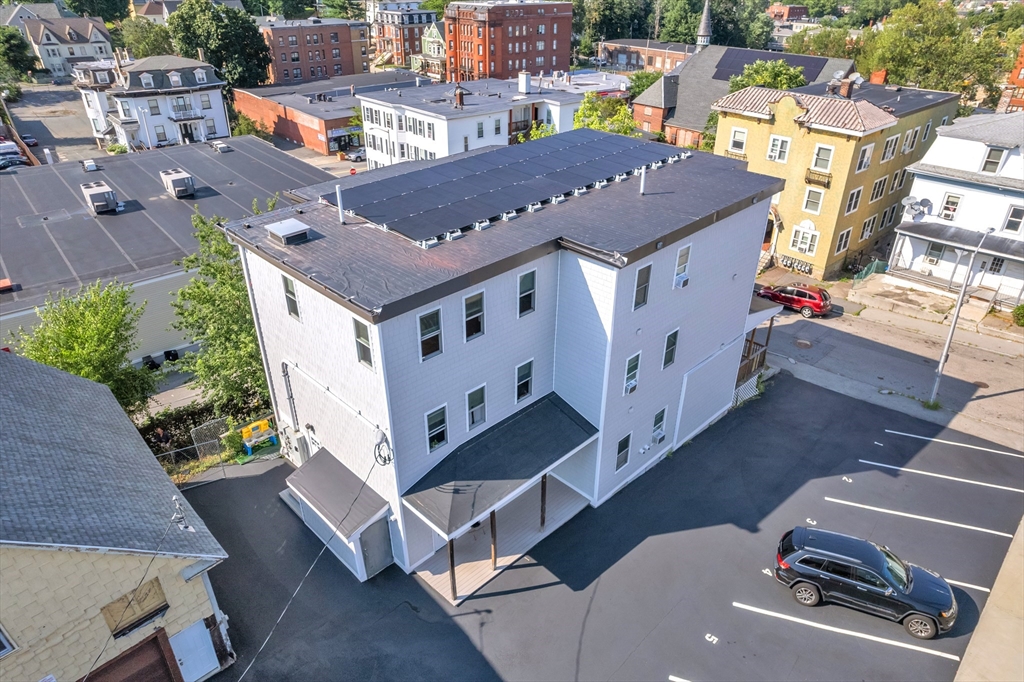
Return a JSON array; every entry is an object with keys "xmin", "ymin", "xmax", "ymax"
[{"xmin": 842, "ymin": 476, "xmax": 853, "ymax": 483}]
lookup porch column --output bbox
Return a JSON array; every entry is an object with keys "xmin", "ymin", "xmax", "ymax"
[
  {"xmin": 764, "ymin": 315, "xmax": 775, "ymax": 348},
  {"xmin": 540, "ymin": 474, "xmax": 547, "ymax": 528},
  {"xmin": 447, "ymin": 538, "xmax": 457, "ymax": 601},
  {"xmin": 489, "ymin": 510, "xmax": 497, "ymax": 570}
]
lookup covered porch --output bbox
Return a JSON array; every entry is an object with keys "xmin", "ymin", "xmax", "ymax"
[{"xmin": 403, "ymin": 393, "xmax": 598, "ymax": 605}]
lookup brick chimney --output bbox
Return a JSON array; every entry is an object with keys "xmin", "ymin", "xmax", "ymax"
[
  {"xmin": 839, "ymin": 78, "xmax": 853, "ymax": 98},
  {"xmin": 455, "ymin": 88, "xmax": 464, "ymax": 107}
]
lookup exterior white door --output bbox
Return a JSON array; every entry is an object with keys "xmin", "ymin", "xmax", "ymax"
[{"xmin": 169, "ymin": 619, "xmax": 219, "ymax": 682}]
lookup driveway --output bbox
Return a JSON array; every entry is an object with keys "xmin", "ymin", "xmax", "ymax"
[
  {"xmin": 7, "ymin": 83, "xmax": 101, "ymax": 164},
  {"xmin": 186, "ymin": 373, "xmax": 1023, "ymax": 682}
]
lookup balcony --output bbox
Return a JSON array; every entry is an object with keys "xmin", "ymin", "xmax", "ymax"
[
  {"xmin": 510, "ymin": 119, "xmax": 532, "ymax": 134},
  {"xmin": 724, "ymin": 149, "xmax": 747, "ymax": 161},
  {"xmin": 168, "ymin": 106, "xmax": 205, "ymax": 122},
  {"xmin": 805, "ymin": 168, "xmax": 832, "ymax": 189}
]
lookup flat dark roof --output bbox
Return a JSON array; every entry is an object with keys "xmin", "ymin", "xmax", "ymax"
[
  {"xmin": 403, "ymin": 393, "xmax": 597, "ymax": 537},
  {"xmin": 790, "ymin": 81, "xmax": 959, "ymax": 118},
  {"xmin": 225, "ymin": 129, "xmax": 784, "ymax": 322},
  {"xmin": 0, "ymin": 136, "xmax": 333, "ymax": 313},
  {"xmin": 287, "ymin": 447, "xmax": 388, "ymax": 539},
  {"xmin": 235, "ymin": 69, "xmax": 421, "ymax": 100}
]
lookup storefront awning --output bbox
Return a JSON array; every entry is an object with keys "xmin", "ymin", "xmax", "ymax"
[
  {"xmin": 287, "ymin": 448, "xmax": 388, "ymax": 541},
  {"xmin": 403, "ymin": 393, "xmax": 597, "ymax": 539}
]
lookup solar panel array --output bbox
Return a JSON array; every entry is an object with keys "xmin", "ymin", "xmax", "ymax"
[
  {"xmin": 712, "ymin": 48, "xmax": 829, "ymax": 83},
  {"xmin": 325, "ymin": 130, "xmax": 681, "ymax": 243}
]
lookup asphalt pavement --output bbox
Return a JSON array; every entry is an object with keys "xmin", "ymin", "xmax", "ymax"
[
  {"xmin": 7, "ymin": 83, "xmax": 101, "ymax": 164},
  {"xmin": 186, "ymin": 373, "xmax": 1023, "ymax": 682}
]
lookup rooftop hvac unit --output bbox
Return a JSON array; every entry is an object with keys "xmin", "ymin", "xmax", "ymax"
[
  {"xmin": 445, "ymin": 229, "xmax": 464, "ymax": 240},
  {"xmin": 679, "ymin": 150, "xmax": 692, "ymax": 160},
  {"xmin": 160, "ymin": 168, "xmax": 196, "ymax": 198},
  {"xmin": 419, "ymin": 237, "xmax": 440, "ymax": 249},
  {"xmin": 501, "ymin": 210, "xmax": 517, "ymax": 221},
  {"xmin": 266, "ymin": 217, "xmax": 310, "ymax": 245},
  {"xmin": 80, "ymin": 181, "xmax": 118, "ymax": 214},
  {"xmin": 473, "ymin": 219, "xmax": 491, "ymax": 230},
  {"xmin": 527, "ymin": 202, "xmax": 542, "ymax": 212},
  {"xmin": 614, "ymin": 172, "xmax": 628, "ymax": 182},
  {"xmin": 550, "ymin": 194, "xmax": 565, "ymax": 204},
  {"xmin": 82, "ymin": 159, "xmax": 98, "ymax": 172}
]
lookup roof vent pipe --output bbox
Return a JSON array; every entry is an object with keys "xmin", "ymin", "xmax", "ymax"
[
  {"xmin": 640, "ymin": 166, "xmax": 646, "ymax": 196},
  {"xmin": 335, "ymin": 185, "xmax": 345, "ymax": 224}
]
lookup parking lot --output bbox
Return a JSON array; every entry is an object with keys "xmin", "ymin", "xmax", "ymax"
[
  {"xmin": 187, "ymin": 373, "xmax": 1023, "ymax": 682},
  {"xmin": 7, "ymin": 83, "xmax": 101, "ymax": 164}
]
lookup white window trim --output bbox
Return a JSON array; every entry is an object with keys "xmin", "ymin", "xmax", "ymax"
[
  {"xmin": 615, "ymin": 432, "xmax": 632, "ymax": 472},
  {"xmin": 880, "ymin": 134, "xmax": 900, "ymax": 163},
  {"xmin": 424, "ymin": 403, "xmax": 448, "ymax": 452},
  {"xmin": 860, "ymin": 215, "xmax": 877, "ymax": 241},
  {"xmin": 790, "ymin": 224, "xmax": 820, "ymax": 256},
  {"xmin": 980, "ymin": 147, "xmax": 1006, "ymax": 174},
  {"xmin": 673, "ymin": 244, "xmax": 691, "ymax": 288},
  {"xmin": 418, "ymin": 307, "xmax": 443, "ymax": 362},
  {"xmin": 353, "ymin": 318, "xmax": 373, "ymax": 369},
  {"xmin": 518, "ymin": 268, "xmax": 536, "ymax": 317},
  {"xmin": 633, "ymin": 262, "xmax": 653, "ymax": 311},
  {"xmin": 653, "ymin": 406, "xmax": 668, "ymax": 445},
  {"xmin": 855, "ymin": 143, "xmax": 874, "ymax": 173},
  {"xmin": 282, "ymin": 275, "xmax": 300, "ymax": 320},
  {"xmin": 515, "ymin": 358, "xmax": 534, "ymax": 403},
  {"xmin": 0, "ymin": 623, "xmax": 16, "ymax": 660},
  {"xmin": 767, "ymin": 134, "xmax": 790, "ymax": 163},
  {"xmin": 462, "ymin": 289, "xmax": 485, "ymax": 343},
  {"xmin": 802, "ymin": 187, "xmax": 824, "ymax": 216},
  {"xmin": 940, "ymin": 193, "xmax": 962, "ymax": 221},
  {"xmin": 663, "ymin": 328, "xmax": 679, "ymax": 369},
  {"xmin": 465, "ymin": 382, "xmax": 487, "ymax": 431},
  {"xmin": 835, "ymin": 227, "xmax": 852, "ymax": 255},
  {"xmin": 729, "ymin": 127, "xmax": 747, "ymax": 153},
  {"xmin": 869, "ymin": 177, "xmax": 887, "ymax": 203},
  {"xmin": 624, "ymin": 351, "xmax": 641, "ymax": 395},
  {"xmin": 845, "ymin": 187, "xmax": 863, "ymax": 216},
  {"xmin": 1002, "ymin": 205, "xmax": 1023, "ymax": 233}
]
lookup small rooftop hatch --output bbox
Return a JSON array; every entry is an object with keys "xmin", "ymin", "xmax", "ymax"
[{"xmin": 266, "ymin": 217, "xmax": 310, "ymax": 245}]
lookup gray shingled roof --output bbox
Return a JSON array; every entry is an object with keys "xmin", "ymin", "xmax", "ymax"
[
  {"xmin": 0, "ymin": 353, "xmax": 226, "ymax": 560},
  {"xmin": 895, "ymin": 221, "xmax": 1024, "ymax": 261},
  {"xmin": 118, "ymin": 55, "xmax": 223, "ymax": 92},
  {"xmin": 633, "ymin": 73, "xmax": 676, "ymax": 109},
  {"xmin": 22, "ymin": 16, "xmax": 108, "ymax": 45},
  {"xmin": 661, "ymin": 44, "xmax": 853, "ymax": 132},
  {"xmin": 0, "ymin": 3, "xmax": 64, "ymax": 26},
  {"xmin": 937, "ymin": 111, "xmax": 1023, "ymax": 149},
  {"xmin": 908, "ymin": 161, "xmax": 1024, "ymax": 192}
]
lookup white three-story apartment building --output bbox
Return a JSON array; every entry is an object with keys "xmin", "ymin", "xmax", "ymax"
[
  {"xmin": 891, "ymin": 112, "xmax": 1024, "ymax": 309},
  {"xmin": 223, "ymin": 130, "xmax": 783, "ymax": 603}
]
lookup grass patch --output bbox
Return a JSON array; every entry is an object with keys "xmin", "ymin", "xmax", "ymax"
[
  {"xmin": 921, "ymin": 399, "xmax": 942, "ymax": 410},
  {"xmin": 160, "ymin": 450, "xmax": 233, "ymax": 486}
]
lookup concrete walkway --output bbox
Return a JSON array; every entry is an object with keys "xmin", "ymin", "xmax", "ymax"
[{"xmin": 956, "ymin": 518, "xmax": 1024, "ymax": 682}]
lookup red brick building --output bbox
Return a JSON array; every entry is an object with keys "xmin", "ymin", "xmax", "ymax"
[
  {"xmin": 598, "ymin": 39, "xmax": 695, "ymax": 72},
  {"xmin": 258, "ymin": 17, "xmax": 371, "ymax": 85},
  {"xmin": 444, "ymin": 0, "xmax": 571, "ymax": 82},
  {"xmin": 998, "ymin": 43, "xmax": 1024, "ymax": 113},
  {"xmin": 374, "ymin": 7, "xmax": 437, "ymax": 67},
  {"xmin": 766, "ymin": 2, "xmax": 808, "ymax": 21}
]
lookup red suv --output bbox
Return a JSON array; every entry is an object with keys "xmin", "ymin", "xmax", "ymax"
[{"xmin": 759, "ymin": 284, "xmax": 832, "ymax": 318}]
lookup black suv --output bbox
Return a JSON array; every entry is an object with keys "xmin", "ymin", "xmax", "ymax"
[{"xmin": 775, "ymin": 527, "xmax": 957, "ymax": 639}]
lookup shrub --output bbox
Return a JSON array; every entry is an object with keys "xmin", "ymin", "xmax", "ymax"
[
  {"xmin": 1013, "ymin": 304, "xmax": 1024, "ymax": 328},
  {"xmin": 138, "ymin": 401, "xmax": 220, "ymax": 454},
  {"xmin": 106, "ymin": 143, "xmax": 128, "ymax": 154}
]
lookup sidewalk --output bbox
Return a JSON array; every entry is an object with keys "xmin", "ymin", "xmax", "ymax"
[
  {"xmin": 956, "ymin": 518, "xmax": 1024, "ymax": 682},
  {"xmin": 270, "ymin": 136, "xmax": 366, "ymax": 178}
]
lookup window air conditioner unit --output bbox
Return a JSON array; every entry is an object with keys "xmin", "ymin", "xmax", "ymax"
[
  {"xmin": 527, "ymin": 202, "xmax": 542, "ymax": 212},
  {"xmin": 674, "ymin": 273, "xmax": 689, "ymax": 289},
  {"xmin": 798, "ymin": 247, "xmax": 807, "ymax": 253},
  {"xmin": 501, "ymin": 210, "xmax": 517, "ymax": 221},
  {"xmin": 625, "ymin": 379, "xmax": 638, "ymax": 394},
  {"xmin": 901, "ymin": 145, "xmax": 911, "ymax": 153},
  {"xmin": 767, "ymin": 152, "xmax": 777, "ymax": 161},
  {"xmin": 473, "ymin": 219, "xmax": 491, "ymax": 230},
  {"xmin": 925, "ymin": 256, "xmax": 938, "ymax": 265},
  {"xmin": 652, "ymin": 429, "xmax": 665, "ymax": 444}
]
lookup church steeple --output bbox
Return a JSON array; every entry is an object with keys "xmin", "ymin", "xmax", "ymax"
[{"xmin": 696, "ymin": 0, "xmax": 712, "ymax": 51}]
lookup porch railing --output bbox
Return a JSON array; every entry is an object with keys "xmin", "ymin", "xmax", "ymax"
[
  {"xmin": 736, "ymin": 339, "xmax": 767, "ymax": 387},
  {"xmin": 724, "ymin": 149, "xmax": 747, "ymax": 161}
]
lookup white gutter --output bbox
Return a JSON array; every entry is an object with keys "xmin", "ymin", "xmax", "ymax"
[{"xmin": 0, "ymin": 539, "xmax": 225, "ymax": 562}]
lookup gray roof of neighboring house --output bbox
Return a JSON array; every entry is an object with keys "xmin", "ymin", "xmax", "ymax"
[
  {"xmin": 0, "ymin": 136, "xmax": 334, "ymax": 315},
  {"xmin": 895, "ymin": 221, "xmax": 1024, "ymax": 261},
  {"xmin": 115, "ymin": 55, "xmax": 223, "ymax": 92},
  {"xmin": 908, "ymin": 161, "xmax": 1024, "ymax": 192},
  {"xmin": 237, "ymin": 70, "xmax": 421, "ymax": 100},
  {"xmin": 223, "ymin": 129, "xmax": 784, "ymax": 322},
  {"xmin": 791, "ymin": 81, "xmax": 959, "ymax": 119},
  {"xmin": 357, "ymin": 78, "xmax": 581, "ymax": 119},
  {"xmin": 0, "ymin": 3, "xmax": 66, "ymax": 26},
  {"xmin": 403, "ymin": 393, "xmax": 597, "ymax": 536},
  {"xmin": 634, "ymin": 73, "xmax": 677, "ymax": 109},
  {"xmin": 0, "ymin": 352, "xmax": 226, "ymax": 560},
  {"xmin": 255, "ymin": 15, "xmax": 368, "ymax": 27},
  {"xmin": 22, "ymin": 16, "xmax": 108, "ymax": 45},
  {"xmin": 935, "ymin": 111, "xmax": 1024, "ymax": 148},
  {"xmin": 653, "ymin": 44, "xmax": 854, "ymax": 132},
  {"xmin": 286, "ymin": 448, "xmax": 388, "ymax": 539},
  {"xmin": 601, "ymin": 38, "xmax": 696, "ymax": 54}
]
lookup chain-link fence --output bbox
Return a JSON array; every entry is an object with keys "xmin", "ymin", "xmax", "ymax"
[{"xmin": 155, "ymin": 413, "xmax": 282, "ymax": 489}]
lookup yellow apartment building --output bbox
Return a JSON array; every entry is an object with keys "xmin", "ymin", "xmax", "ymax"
[
  {"xmin": 712, "ymin": 80, "xmax": 959, "ymax": 278},
  {"xmin": 0, "ymin": 352, "xmax": 234, "ymax": 682}
]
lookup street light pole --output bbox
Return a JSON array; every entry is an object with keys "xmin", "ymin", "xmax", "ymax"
[{"xmin": 929, "ymin": 227, "xmax": 995, "ymax": 404}]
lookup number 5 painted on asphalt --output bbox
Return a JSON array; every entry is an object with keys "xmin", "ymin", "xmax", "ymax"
[{"xmin": 705, "ymin": 634, "xmax": 719, "ymax": 644}]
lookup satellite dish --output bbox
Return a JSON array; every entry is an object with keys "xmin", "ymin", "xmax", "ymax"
[
  {"xmin": 849, "ymin": 71, "xmax": 861, "ymax": 81},
  {"xmin": 833, "ymin": 69, "xmax": 847, "ymax": 80},
  {"xmin": 901, "ymin": 196, "xmax": 918, "ymax": 207},
  {"xmin": 920, "ymin": 198, "xmax": 932, "ymax": 208}
]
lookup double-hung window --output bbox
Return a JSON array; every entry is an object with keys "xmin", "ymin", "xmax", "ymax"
[
  {"xmin": 860, "ymin": 215, "xmax": 877, "ymax": 241},
  {"xmin": 663, "ymin": 330, "xmax": 678, "ymax": 368},
  {"xmin": 518, "ymin": 270, "xmax": 535, "ymax": 316},
  {"xmin": 426, "ymin": 406, "xmax": 447, "ymax": 451},
  {"xmin": 881, "ymin": 134, "xmax": 899, "ymax": 162},
  {"xmin": 467, "ymin": 386, "xmax": 486, "ymax": 429},
  {"xmin": 419, "ymin": 309, "xmax": 442, "ymax": 360},
  {"xmin": 889, "ymin": 170, "xmax": 901, "ymax": 194},
  {"xmin": 282, "ymin": 275, "xmax": 299, "ymax": 319},
  {"xmin": 1004, "ymin": 206, "xmax": 1023, "ymax": 233},
  {"xmin": 803, "ymin": 188, "xmax": 823, "ymax": 215},
  {"xmin": 633, "ymin": 264, "xmax": 652, "ymax": 309},
  {"xmin": 835, "ymin": 228, "xmax": 851, "ymax": 254},
  {"xmin": 855, "ymin": 144, "xmax": 873, "ymax": 172},
  {"xmin": 624, "ymin": 353, "xmax": 640, "ymax": 394},
  {"xmin": 674, "ymin": 246, "xmax": 690, "ymax": 288},
  {"xmin": 516, "ymin": 360, "xmax": 533, "ymax": 402},
  {"xmin": 926, "ymin": 241, "xmax": 944, "ymax": 261},
  {"xmin": 729, "ymin": 128, "xmax": 747, "ymax": 153},
  {"xmin": 494, "ymin": 118, "xmax": 501, "ymax": 135},
  {"xmin": 922, "ymin": 120, "xmax": 932, "ymax": 141},
  {"xmin": 653, "ymin": 409, "xmax": 666, "ymax": 444},
  {"xmin": 869, "ymin": 177, "xmax": 886, "ymax": 203},
  {"xmin": 940, "ymin": 194, "xmax": 961, "ymax": 220},
  {"xmin": 464, "ymin": 293, "xmax": 484, "ymax": 340},
  {"xmin": 200, "ymin": 93, "xmax": 211, "ymax": 110},
  {"xmin": 812, "ymin": 145, "xmax": 832, "ymax": 171},
  {"xmin": 845, "ymin": 187, "xmax": 862, "ymax": 215},
  {"xmin": 982, "ymin": 147, "xmax": 1004, "ymax": 173},
  {"xmin": 903, "ymin": 127, "xmax": 919, "ymax": 153},
  {"xmin": 477, "ymin": 120, "xmax": 484, "ymax": 138},
  {"xmin": 148, "ymin": 98, "xmax": 160, "ymax": 115},
  {"xmin": 767, "ymin": 135, "xmax": 789, "ymax": 162},
  {"xmin": 615, "ymin": 434, "xmax": 630, "ymax": 471},
  {"xmin": 791, "ymin": 225, "xmax": 819, "ymax": 255},
  {"xmin": 353, "ymin": 319, "xmax": 372, "ymax": 367}
]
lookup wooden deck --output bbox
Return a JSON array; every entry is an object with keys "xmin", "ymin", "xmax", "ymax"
[{"xmin": 415, "ymin": 476, "xmax": 589, "ymax": 605}]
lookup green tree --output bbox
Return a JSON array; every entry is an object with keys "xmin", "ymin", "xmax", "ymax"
[
  {"xmin": 63, "ymin": 0, "xmax": 129, "ymax": 21},
  {"xmin": 573, "ymin": 92, "xmax": 639, "ymax": 136},
  {"xmin": 8, "ymin": 280, "xmax": 156, "ymax": 416},
  {"xmin": 628, "ymin": 69, "xmax": 662, "ymax": 99},
  {"xmin": 0, "ymin": 62, "xmax": 24, "ymax": 101},
  {"xmin": 171, "ymin": 210, "xmax": 270, "ymax": 415},
  {"xmin": 167, "ymin": 0, "xmax": 272, "ymax": 88},
  {"xmin": 120, "ymin": 17, "xmax": 173, "ymax": 58},
  {"xmin": 786, "ymin": 27, "xmax": 863, "ymax": 61},
  {"xmin": 729, "ymin": 58, "xmax": 807, "ymax": 90},
  {"xmin": 418, "ymin": 0, "xmax": 448, "ymax": 16},
  {"xmin": 805, "ymin": 0, "xmax": 838, "ymax": 18},
  {"xmin": 863, "ymin": 0, "xmax": 1008, "ymax": 109},
  {"xmin": 231, "ymin": 112, "xmax": 272, "ymax": 141},
  {"xmin": 267, "ymin": 0, "xmax": 307, "ymax": 18},
  {"xmin": 0, "ymin": 25, "xmax": 36, "ymax": 73},
  {"xmin": 659, "ymin": 0, "xmax": 771, "ymax": 48},
  {"xmin": 517, "ymin": 120, "xmax": 557, "ymax": 143}
]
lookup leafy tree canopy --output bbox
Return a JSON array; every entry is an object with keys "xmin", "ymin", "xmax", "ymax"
[
  {"xmin": 573, "ymin": 92, "xmax": 639, "ymax": 136},
  {"xmin": 517, "ymin": 120, "xmax": 557, "ymax": 143},
  {"xmin": 120, "ymin": 17, "xmax": 173, "ymax": 58},
  {"xmin": 418, "ymin": 0, "xmax": 449, "ymax": 17},
  {"xmin": 231, "ymin": 112, "xmax": 272, "ymax": 140},
  {"xmin": 805, "ymin": 0, "xmax": 839, "ymax": 18},
  {"xmin": 167, "ymin": 0, "xmax": 272, "ymax": 88},
  {"xmin": 8, "ymin": 280, "xmax": 156, "ymax": 416},
  {"xmin": 0, "ymin": 62, "xmax": 23, "ymax": 101},
  {"xmin": 628, "ymin": 69, "xmax": 662, "ymax": 99},
  {"xmin": 660, "ymin": 0, "xmax": 774, "ymax": 49},
  {"xmin": 0, "ymin": 25, "xmax": 36, "ymax": 73},
  {"xmin": 171, "ymin": 209, "xmax": 271, "ymax": 415},
  {"xmin": 786, "ymin": 26, "xmax": 864, "ymax": 61},
  {"xmin": 728, "ymin": 58, "xmax": 807, "ymax": 91},
  {"xmin": 63, "ymin": 0, "xmax": 129, "ymax": 22},
  {"xmin": 265, "ymin": 0, "xmax": 308, "ymax": 18}
]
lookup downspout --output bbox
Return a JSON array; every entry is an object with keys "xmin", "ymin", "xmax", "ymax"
[{"xmin": 236, "ymin": 243, "xmax": 281, "ymax": 433}]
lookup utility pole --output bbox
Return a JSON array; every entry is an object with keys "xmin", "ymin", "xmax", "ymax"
[{"xmin": 929, "ymin": 227, "xmax": 994, "ymax": 405}]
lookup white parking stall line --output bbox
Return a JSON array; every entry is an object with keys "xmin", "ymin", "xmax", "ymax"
[
  {"xmin": 859, "ymin": 460, "xmax": 1024, "ymax": 494},
  {"xmin": 945, "ymin": 579, "xmax": 991, "ymax": 594},
  {"xmin": 884, "ymin": 430, "xmax": 1024, "ymax": 459},
  {"xmin": 732, "ymin": 602, "xmax": 960, "ymax": 661},
  {"xmin": 668, "ymin": 676, "xmax": 693, "ymax": 682},
  {"xmin": 823, "ymin": 497, "xmax": 1014, "ymax": 538}
]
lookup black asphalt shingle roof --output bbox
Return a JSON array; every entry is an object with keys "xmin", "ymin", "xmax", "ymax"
[
  {"xmin": 0, "ymin": 352, "xmax": 226, "ymax": 559},
  {"xmin": 895, "ymin": 221, "xmax": 1024, "ymax": 261},
  {"xmin": 287, "ymin": 448, "xmax": 388, "ymax": 539}
]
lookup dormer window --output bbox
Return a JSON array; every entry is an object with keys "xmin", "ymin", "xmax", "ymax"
[
  {"xmin": 982, "ymin": 147, "xmax": 1005, "ymax": 174},
  {"xmin": 96, "ymin": 71, "xmax": 109, "ymax": 84},
  {"xmin": 140, "ymin": 73, "xmax": 154, "ymax": 88},
  {"xmin": 168, "ymin": 72, "xmax": 181, "ymax": 87},
  {"xmin": 194, "ymin": 69, "xmax": 207, "ymax": 84}
]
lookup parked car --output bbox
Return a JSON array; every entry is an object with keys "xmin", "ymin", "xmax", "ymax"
[
  {"xmin": 21, "ymin": 134, "xmax": 37, "ymax": 147},
  {"xmin": 345, "ymin": 147, "xmax": 365, "ymax": 161},
  {"xmin": 775, "ymin": 527, "xmax": 957, "ymax": 640},
  {"xmin": 758, "ymin": 283, "xmax": 832, "ymax": 318},
  {"xmin": 0, "ymin": 157, "xmax": 30, "ymax": 169}
]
